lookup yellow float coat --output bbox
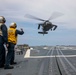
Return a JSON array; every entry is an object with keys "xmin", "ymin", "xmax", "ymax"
[{"xmin": 8, "ymin": 28, "xmax": 17, "ymax": 44}]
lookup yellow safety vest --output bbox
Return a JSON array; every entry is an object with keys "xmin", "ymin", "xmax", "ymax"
[{"xmin": 8, "ymin": 28, "xmax": 17, "ymax": 44}]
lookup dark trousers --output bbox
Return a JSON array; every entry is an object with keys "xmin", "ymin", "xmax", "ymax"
[
  {"xmin": 0, "ymin": 36, "xmax": 5, "ymax": 67},
  {"xmin": 5, "ymin": 42, "xmax": 15, "ymax": 66}
]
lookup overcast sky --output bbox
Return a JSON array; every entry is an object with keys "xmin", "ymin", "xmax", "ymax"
[{"xmin": 0, "ymin": 0, "xmax": 76, "ymax": 46}]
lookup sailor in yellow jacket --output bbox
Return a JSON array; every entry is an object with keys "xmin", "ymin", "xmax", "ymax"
[
  {"xmin": 8, "ymin": 26, "xmax": 17, "ymax": 44},
  {"xmin": 4, "ymin": 22, "xmax": 24, "ymax": 69}
]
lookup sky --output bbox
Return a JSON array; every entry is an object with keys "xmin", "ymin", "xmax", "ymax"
[{"xmin": 0, "ymin": 0, "xmax": 76, "ymax": 46}]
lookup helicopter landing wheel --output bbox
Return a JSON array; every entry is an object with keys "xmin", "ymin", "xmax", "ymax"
[{"xmin": 38, "ymin": 32, "xmax": 48, "ymax": 34}]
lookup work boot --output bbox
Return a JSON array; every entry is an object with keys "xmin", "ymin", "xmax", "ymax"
[
  {"xmin": 0, "ymin": 65, "xmax": 4, "ymax": 68},
  {"xmin": 10, "ymin": 62, "xmax": 17, "ymax": 65},
  {"xmin": 4, "ymin": 65, "xmax": 14, "ymax": 69}
]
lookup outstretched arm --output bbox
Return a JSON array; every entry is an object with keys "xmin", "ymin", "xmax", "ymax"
[{"xmin": 16, "ymin": 28, "xmax": 24, "ymax": 35}]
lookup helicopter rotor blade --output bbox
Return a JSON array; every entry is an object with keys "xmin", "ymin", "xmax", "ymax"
[
  {"xmin": 51, "ymin": 21, "xmax": 67, "ymax": 25},
  {"xmin": 25, "ymin": 14, "xmax": 45, "ymax": 21},
  {"xmin": 48, "ymin": 12, "xmax": 64, "ymax": 20}
]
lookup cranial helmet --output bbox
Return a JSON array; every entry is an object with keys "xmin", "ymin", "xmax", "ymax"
[
  {"xmin": 0, "ymin": 16, "xmax": 6, "ymax": 23},
  {"xmin": 10, "ymin": 22, "xmax": 17, "ymax": 28}
]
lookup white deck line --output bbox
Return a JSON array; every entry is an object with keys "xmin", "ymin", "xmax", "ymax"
[{"xmin": 24, "ymin": 55, "xmax": 76, "ymax": 58}]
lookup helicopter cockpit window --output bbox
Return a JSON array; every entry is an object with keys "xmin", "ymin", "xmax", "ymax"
[{"xmin": 46, "ymin": 21, "xmax": 51, "ymax": 24}]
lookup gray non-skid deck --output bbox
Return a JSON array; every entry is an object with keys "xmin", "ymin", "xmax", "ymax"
[{"xmin": 0, "ymin": 46, "xmax": 76, "ymax": 75}]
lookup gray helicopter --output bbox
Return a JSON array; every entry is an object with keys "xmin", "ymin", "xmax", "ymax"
[{"xmin": 25, "ymin": 12, "xmax": 63, "ymax": 35}]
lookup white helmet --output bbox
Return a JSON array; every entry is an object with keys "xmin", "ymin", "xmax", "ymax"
[
  {"xmin": 0, "ymin": 16, "xmax": 6, "ymax": 23},
  {"xmin": 10, "ymin": 22, "xmax": 17, "ymax": 28}
]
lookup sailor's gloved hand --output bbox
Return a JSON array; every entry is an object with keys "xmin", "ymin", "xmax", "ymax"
[{"xmin": 6, "ymin": 44, "xmax": 9, "ymax": 47}]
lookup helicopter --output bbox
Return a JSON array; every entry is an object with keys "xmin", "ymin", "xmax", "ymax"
[{"xmin": 25, "ymin": 12, "xmax": 63, "ymax": 35}]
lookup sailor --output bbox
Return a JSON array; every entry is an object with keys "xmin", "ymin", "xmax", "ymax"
[
  {"xmin": 4, "ymin": 22, "xmax": 24, "ymax": 69},
  {"xmin": 0, "ymin": 16, "xmax": 8, "ymax": 68}
]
